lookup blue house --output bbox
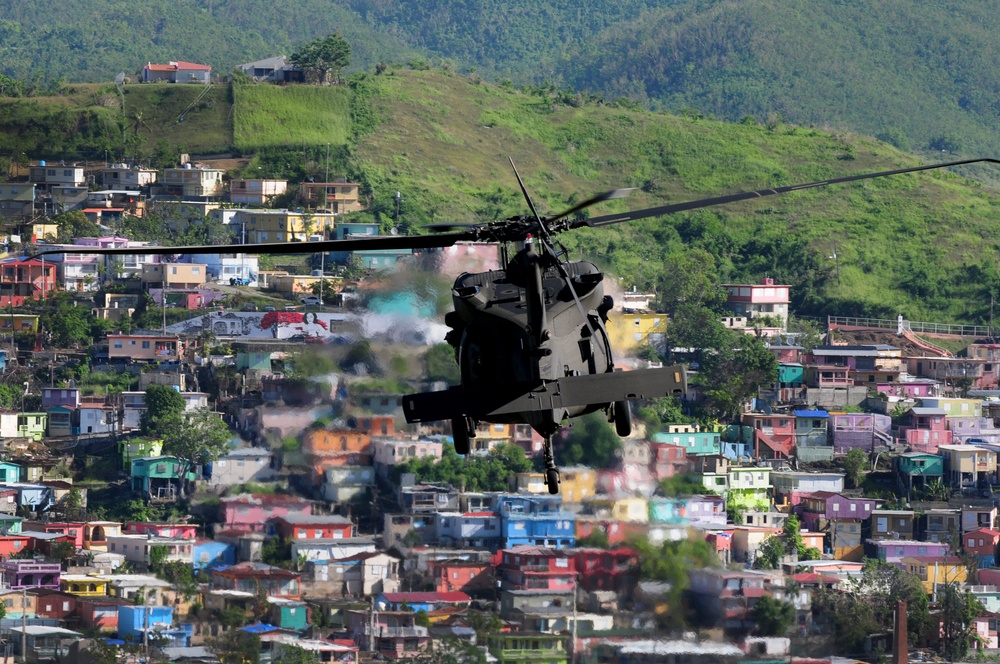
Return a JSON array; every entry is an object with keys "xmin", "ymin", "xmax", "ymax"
[
  {"xmin": 374, "ymin": 592, "xmax": 471, "ymax": 613},
  {"xmin": 652, "ymin": 430, "xmax": 722, "ymax": 457},
  {"xmin": 496, "ymin": 494, "xmax": 575, "ymax": 548},
  {"xmin": 192, "ymin": 540, "xmax": 235, "ymax": 571},
  {"xmin": 118, "ymin": 605, "xmax": 174, "ymax": 644}
]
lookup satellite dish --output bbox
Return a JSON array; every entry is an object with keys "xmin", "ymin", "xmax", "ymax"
[
  {"xmin": 114, "ymin": 72, "xmax": 126, "ymax": 86},
  {"xmin": 390, "ymin": 227, "xmax": 398, "ymax": 236}
]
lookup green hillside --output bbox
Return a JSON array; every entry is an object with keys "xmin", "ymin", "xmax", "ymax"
[
  {"xmin": 346, "ymin": 70, "xmax": 1000, "ymax": 324},
  {"xmin": 2, "ymin": 69, "xmax": 1000, "ymax": 324},
  {"xmin": 560, "ymin": 0, "xmax": 1000, "ymax": 158}
]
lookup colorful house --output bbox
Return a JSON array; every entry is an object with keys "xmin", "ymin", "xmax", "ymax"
[
  {"xmin": 426, "ymin": 560, "xmax": 492, "ymax": 595},
  {"xmin": 60, "ymin": 575, "xmax": 110, "ymax": 597},
  {"xmin": 130, "ymin": 456, "xmax": 197, "ymax": 501},
  {"xmin": 866, "ymin": 540, "xmax": 951, "ymax": 564},
  {"xmin": 896, "ymin": 452, "xmax": 945, "ymax": 496},
  {"xmin": 219, "ymin": 494, "xmax": 315, "ymax": 532},
  {"xmin": 901, "ymin": 555, "xmax": 968, "ymax": 594},
  {"xmin": 0, "ymin": 561, "xmax": 60, "ymax": 590},
  {"xmin": 496, "ymin": 494, "xmax": 575, "ymax": 549},
  {"xmin": 374, "ymin": 592, "xmax": 471, "ymax": 613},
  {"xmin": 830, "ymin": 412, "xmax": 893, "ymax": 455},
  {"xmin": 939, "ymin": 445, "xmax": 998, "ymax": 491},
  {"xmin": 192, "ymin": 539, "xmax": 236, "ymax": 571},
  {"xmin": 495, "ymin": 546, "xmax": 576, "ymax": 592},
  {"xmin": 123, "ymin": 522, "xmax": 198, "ymax": 540},
  {"xmin": 486, "ymin": 632, "xmax": 567, "ymax": 664},
  {"xmin": 211, "ymin": 562, "xmax": 301, "ymax": 599},
  {"xmin": 271, "ymin": 514, "xmax": 354, "ymax": 540},
  {"xmin": 742, "ymin": 413, "xmax": 795, "ymax": 458},
  {"xmin": 798, "ymin": 492, "xmax": 876, "ymax": 531},
  {"xmin": 868, "ymin": 509, "xmax": 915, "ymax": 541},
  {"xmin": 572, "ymin": 548, "xmax": 639, "ymax": 593},
  {"xmin": 965, "ymin": 528, "xmax": 1000, "ymax": 568},
  {"xmin": 120, "ymin": 438, "xmax": 163, "ymax": 467},
  {"xmin": 727, "ymin": 466, "xmax": 771, "ymax": 511},
  {"xmin": 651, "ymin": 428, "xmax": 721, "ymax": 457}
]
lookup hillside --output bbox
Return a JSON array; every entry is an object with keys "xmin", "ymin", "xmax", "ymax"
[
  {"xmin": 3, "ymin": 69, "xmax": 1000, "ymax": 324},
  {"xmin": 559, "ymin": 0, "xmax": 1000, "ymax": 158},
  {"xmin": 5, "ymin": 0, "xmax": 1000, "ymax": 160}
]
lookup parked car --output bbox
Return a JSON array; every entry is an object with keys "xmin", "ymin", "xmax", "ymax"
[
  {"xmin": 300, "ymin": 296, "xmax": 321, "ymax": 305},
  {"xmin": 242, "ymin": 303, "xmax": 259, "ymax": 312},
  {"xmin": 263, "ymin": 305, "xmax": 276, "ymax": 312}
]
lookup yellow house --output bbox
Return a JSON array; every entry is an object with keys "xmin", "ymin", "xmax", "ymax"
[
  {"xmin": 901, "ymin": 556, "xmax": 967, "ymax": 594},
  {"xmin": 236, "ymin": 209, "xmax": 336, "ymax": 243},
  {"xmin": 299, "ymin": 181, "xmax": 363, "ymax": 214},
  {"xmin": 270, "ymin": 274, "xmax": 328, "ymax": 294},
  {"xmin": 611, "ymin": 497, "xmax": 650, "ymax": 524},
  {"xmin": 606, "ymin": 311, "xmax": 666, "ymax": 353},
  {"xmin": 512, "ymin": 468, "xmax": 595, "ymax": 502},
  {"xmin": 61, "ymin": 575, "xmax": 110, "ymax": 597},
  {"xmin": 0, "ymin": 314, "xmax": 39, "ymax": 334}
]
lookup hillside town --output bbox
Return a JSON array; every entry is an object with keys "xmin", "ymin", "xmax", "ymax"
[{"xmin": 1, "ymin": 149, "xmax": 1000, "ymax": 664}]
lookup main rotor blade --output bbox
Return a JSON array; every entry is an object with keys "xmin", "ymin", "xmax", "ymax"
[
  {"xmin": 30, "ymin": 229, "xmax": 480, "ymax": 259},
  {"xmin": 579, "ymin": 158, "xmax": 1000, "ymax": 229},
  {"xmin": 545, "ymin": 188, "xmax": 634, "ymax": 225}
]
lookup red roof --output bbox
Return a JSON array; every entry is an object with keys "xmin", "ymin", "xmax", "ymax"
[
  {"xmin": 742, "ymin": 587, "xmax": 767, "ymax": 598},
  {"xmin": 968, "ymin": 528, "xmax": 1000, "ymax": 538},
  {"xmin": 145, "ymin": 61, "xmax": 211, "ymax": 72},
  {"xmin": 381, "ymin": 592, "xmax": 470, "ymax": 603}
]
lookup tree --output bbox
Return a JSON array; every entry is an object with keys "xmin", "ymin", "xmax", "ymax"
[
  {"xmin": 141, "ymin": 385, "xmax": 185, "ymax": 436},
  {"xmin": 657, "ymin": 248, "xmax": 726, "ymax": 316},
  {"xmin": 558, "ymin": 411, "xmax": 622, "ymax": 468},
  {"xmin": 814, "ymin": 559, "xmax": 930, "ymax": 655},
  {"xmin": 842, "ymin": 449, "xmax": 868, "ymax": 489},
  {"xmin": 275, "ymin": 644, "xmax": 319, "ymax": 664},
  {"xmin": 290, "ymin": 34, "xmax": 351, "ymax": 85},
  {"xmin": 751, "ymin": 596, "xmax": 795, "ymax": 636},
  {"xmin": 40, "ymin": 292, "xmax": 99, "ymax": 348},
  {"xmin": 632, "ymin": 536, "xmax": 718, "ymax": 629},
  {"xmin": 755, "ymin": 536, "xmax": 785, "ymax": 570},
  {"xmin": 161, "ymin": 409, "xmax": 232, "ymax": 498},
  {"xmin": 424, "ymin": 343, "xmax": 460, "ymax": 383},
  {"xmin": 938, "ymin": 583, "xmax": 983, "ymax": 661},
  {"xmin": 577, "ymin": 529, "xmax": 610, "ymax": 548},
  {"xmin": 52, "ymin": 210, "xmax": 101, "ymax": 243},
  {"xmin": 209, "ymin": 630, "xmax": 261, "ymax": 664},
  {"xmin": 148, "ymin": 544, "xmax": 169, "ymax": 572},
  {"xmin": 697, "ymin": 330, "xmax": 778, "ymax": 421}
]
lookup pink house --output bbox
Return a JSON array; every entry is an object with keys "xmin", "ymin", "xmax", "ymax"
[
  {"xmin": 649, "ymin": 443, "xmax": 687, "ymax": 480},
  {"xmin": 123, "ymin": 522, "xmax": 198, "ymax": 540},
  {"xmin": 874, "ymin": 380, "xmax": 938, "ymax": 399},
  {"xmin": 869, "ymin": 539, "xmax": 950, "ymax": 564},
  {"xmin": 900, "ymin": 407, "xmax": 952, "ymax": 452},
  {"xmin": 219, "ymin": 494, "xmax": 315, "ymax": 532},
  {"xmin": 973, "ymin": 613, "xmax": 1000, "ymax": 649},
  {"xmin": 495, "ymin": 545, "xmax": 576, "ymax": 592},
  {"xmin": 742, "ymin": 413, "xmax": 795, "ymax": 458}
]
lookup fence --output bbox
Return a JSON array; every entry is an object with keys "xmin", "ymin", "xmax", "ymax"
[{"xmin": 827, "ymin": 316, "xmax": 992, "ymax": 337}]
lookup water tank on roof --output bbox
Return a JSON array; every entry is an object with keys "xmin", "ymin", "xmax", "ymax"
[
  {"xmin": 39, "ymin": 161, "xmax": 46, "ymax": 167},
  {"xmin": 184, "ymin": 163, "xmax": 193, "ymax": 169}
]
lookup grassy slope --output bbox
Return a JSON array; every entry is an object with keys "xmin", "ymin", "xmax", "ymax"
[{"xmin": 348, "ymin": 70, "xmax": 1000, "ymax": 322}]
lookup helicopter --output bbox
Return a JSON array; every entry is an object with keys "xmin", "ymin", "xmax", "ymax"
[{"xmin": 32, "ymin": 156, "xmax": 1000, "ymax": 495}]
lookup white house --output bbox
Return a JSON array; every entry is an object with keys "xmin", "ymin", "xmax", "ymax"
[
  {"xmin": 290, "ymin": 537, "xmax": 376, "ymax": 563},
  {"xmin": 184, "ymin": 253, "xmax": 259, "ymax": 286},
  {"xmin": 106, "ymin": 535, "xmax": 193, "ymax": 567},
  {"xmin": 434, "ymin": 512, "xmax": 501, "ymax": 548}
]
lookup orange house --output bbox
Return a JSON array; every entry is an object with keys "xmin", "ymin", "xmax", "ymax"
[
  {"xmin": 427, "ymin": 560, "xmax": 493, "ymax": 594},
  {"xmin": 304, "ymin": 429, "xmax": 372, "ymax": 480},
  {"xmin": 0, "ymin": 536, "xmax": 30, "ymax": 558},
  {"xmin": 356, "ymin": 416, "xmax": 396, "ymax": 438}
]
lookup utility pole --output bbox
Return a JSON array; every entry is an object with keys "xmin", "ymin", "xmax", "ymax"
[
  {"xmin": 20, "ymin": 587, "xmax": 26, "ymax": 662},
  {"xmin": 571, "ymin": 574, "xmax": 578, "ymax": 664}
]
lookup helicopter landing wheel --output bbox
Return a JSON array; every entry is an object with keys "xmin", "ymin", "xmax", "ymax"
[
  {"xmin": 613, "ymin": 400, "xmax": 632, "ymax": 437},
  {"xmin": 546, "ymin": 468, "xmax": 560, "ymax": 495},
  {"xmin": 452, "ymin": 416, "xmax": 474, "ymax": 455}
]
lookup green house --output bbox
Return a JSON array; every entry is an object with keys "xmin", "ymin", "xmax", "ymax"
[
  {"xmin": 0, "ymin": 462, "xmax": 21, "ymax": 484},
  {"xmin": 119, "ymin": 438, "xmax": 163, "ymax": 467},
  {"xmin": 0, "ymin": 515, "xmax": 22, "ymax": 534},
  {"xmin": 778, "ymin": 363, "xmax": 804, "ymax": 387},
  {"xmin": 487, "ymin": 633, "xmax": 567, "ymax": 664},
  {"xmin": 269, "ymin": 599, "xmax": 309, "ymax": 632},
  {"xmin": 18, "ymin": 413, "xmax": 47, "ymax": 441},
  {"xmin": 130, "ymin": 456, "xmax": 197, "ymax": 501}
]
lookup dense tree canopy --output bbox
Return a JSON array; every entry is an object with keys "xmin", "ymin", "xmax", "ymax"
[
  {"xmin": 395, "ymin": 443, "xmax": 532, "ymax": 492},
  {"xmin": 291, "ymin": 34, "xmax": 352, "ymax": 84}
]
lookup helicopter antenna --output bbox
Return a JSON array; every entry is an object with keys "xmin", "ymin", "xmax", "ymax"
[{"xmin": 508, "ymin": 157, "xmax": 599, "ymax": 343}]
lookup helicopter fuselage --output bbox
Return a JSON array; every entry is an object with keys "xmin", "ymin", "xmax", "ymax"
[{"xmin": 445, "ymin": 257, "xmax": 613, "ymax": 434}]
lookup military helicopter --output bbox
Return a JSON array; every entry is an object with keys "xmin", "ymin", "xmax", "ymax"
[{"xmin": 33, "ymin": 156, "xmax": 1000, "ymax": 494}]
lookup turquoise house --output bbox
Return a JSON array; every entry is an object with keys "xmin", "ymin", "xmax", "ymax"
[
  {"xmin": 652, "ymin": 431, "xmax": 721, "ymax": 457},
  {"xmin": 0, "ymin": 462, "xmax": 21, "ymax": 484},
  {"xmin": 778, "ymin": 363, "xmax": 804, "ymax": 387},
  {"xmin": 897, "ymin": 452, "xmax": 945, "ymax": 494},
  {"xmin": 648, "ymin": 498, "xmax": 689, "ymax": 525},
  {"xmin": 268, "ymin": 599, "xmax": 310, "ymax": 631},
  {"xmin": 130, "ymin": 456, "xmax": 198, "ymax": 500}
]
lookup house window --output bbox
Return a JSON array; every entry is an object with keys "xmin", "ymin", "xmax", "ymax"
[{"xmin": 142, "ymin": 341, "xmax": 150, "ymax": 349}]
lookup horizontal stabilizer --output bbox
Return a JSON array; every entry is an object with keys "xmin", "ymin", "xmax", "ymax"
[{"xmin": 403, "ymin": 365, "xmax": 686, "ymax": 423}]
